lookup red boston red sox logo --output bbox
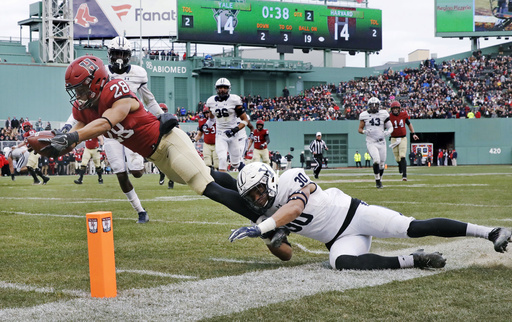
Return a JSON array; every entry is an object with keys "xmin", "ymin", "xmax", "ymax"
[{"xmin": 74, "ymin": 3, "xmax": 98, "ymax": 28}]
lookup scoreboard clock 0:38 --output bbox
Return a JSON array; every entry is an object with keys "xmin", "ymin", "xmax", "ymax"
[{"xmin": 178, "ymin": 0, "xmax": 382, "ymax": 51}]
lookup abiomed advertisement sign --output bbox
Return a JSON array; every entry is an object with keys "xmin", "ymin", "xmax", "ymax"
[{"xmin": 73, "ymin": 0, "xmax": 177, "ymax": 39}]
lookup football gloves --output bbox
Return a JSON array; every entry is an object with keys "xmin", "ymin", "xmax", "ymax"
[
  {"xmin": 262, "ymin": 226, "xmax": 290, "ymax": 248},
  {"xmin": 39, "ymin": 131, "xmax": 79, "ymax": 157},
  {"xmin": 224, "ymin": 126, "xmax": 240, "ymax": 138},
  {"xmin": 228, "ymin": 225, "xmax": 262, "ymax": 242}
]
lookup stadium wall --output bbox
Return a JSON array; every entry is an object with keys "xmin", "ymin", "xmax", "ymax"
[{"xmin": 178, "ymin": 118, "xmax": 512, "ymax": 167}]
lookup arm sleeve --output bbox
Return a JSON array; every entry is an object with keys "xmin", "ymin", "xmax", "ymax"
[
  {"xmin": 64, "ymin": 113, "xmax": 78, "ymax": 129},
  {"xmin": 384, "ymin": 120, "xmax": 394, "ymax": 136},
  {"xmin": 206, "ymin": 117, "xmax": 216, "ymax": 128},
  {"xmin": 138, "ymin": 84, "xmax": 163, "ymax": 116}
]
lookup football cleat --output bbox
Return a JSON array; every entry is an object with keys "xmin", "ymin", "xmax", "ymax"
[
  {"xmin": 137, "ymin": 210, "xmax": 149, "ymax": 224},
  {"xmin": 42, "ymin": 176, "xmax": 50, "ymax": 185},
  {"xmin": 488, "ymin": 227, "xmax": 512, "ymax": 253},
  {"xmin": 159, "ymin": 176, "xmax": 165, "ymax": 185},
  {"xmin": 402, "ymin": 177, "xmax": 407, "ymax": 181},
  {"xmin": 74, "ymin": 179, "xmax": 83, "ymax": 184},
  {"xmin": 98, "ymin": 178, "xmax": 103, "ymax": 184},
  {"xmin": 168, "ymin": 180, "xmax": 174, "ymax": 189},
  {"xmin": 376, "ymin": 180, "xmax": 383, "ymax": 189},
  {"xmin": 412, "ymin": 249, "xmax": 446, "ymax": 269},
  {"xmin": 33, "ymin": 180, "xmax": 41, "ymax": 185}
]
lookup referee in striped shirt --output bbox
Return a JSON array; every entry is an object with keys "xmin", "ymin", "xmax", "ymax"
[{"xmin": 309, "ymin": 132, "xmax": 329, "ymax": 179}]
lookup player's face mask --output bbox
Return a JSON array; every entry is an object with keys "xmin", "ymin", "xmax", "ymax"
[{"xmin": 246, "ymin": 183, "xmax": 270, "ymax": 209}]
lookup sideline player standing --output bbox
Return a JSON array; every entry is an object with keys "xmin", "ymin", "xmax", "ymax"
[
  {"xmin": 247, "ymin": 119, "xmax": 270, "ymax": 165},
  {"xmin": 205, "ymin": 78, "xmax": 251, "ymax": 172},
  {"xmin": 62, "ymin": 37, "xmax": 163, "ymax": 223},
  {"xmin": 388, "ymin": 100, "xmax": 419, "ymax": 181},
  {"xmin": 229, "ymin": 162, "xmax": 512, "ymax": 270},
  {"xmin": 22, "ymin": 121, "xmax": 50, "ymax": 184},
  {"xmin": 194, "ymin": 106, "xmax": 219, "ymax": 170},
  {"xmin": 74, "ymin": 136, "xmax": 104, "ymax": 184},
  {"xmin": 358, "ymin": 97, "xmax": 393, "ymax": 188}
]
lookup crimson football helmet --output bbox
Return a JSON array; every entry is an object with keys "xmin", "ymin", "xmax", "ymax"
[
  {"xmin": 22, "ymin": 121, "xmax": 32, "ymax": 132},
  {"xmin": 256, "ymin": 119, "xmax": 264, "ymax": 129},
  {"xmin": 203, "ymin": 105, "xmax": 210, "ymax": 113},
  {"xmin": 215, "ymin": 77, "xmax": 231, "ymax": 100},
  {"xmin": 65, "ymin": 56, "xmax": 109, "ymax": 110},
  {"xmin": 159, "ymin": 103, "xmax": 168, "ymax": 112},
  {"xmin": 368, "ymin": 97, "xmax": 380, "ymax": 114},
  {"xmin": 390, "ymin": 100, "xmax": 401, "ymax": 116},
  {"xmin": 107, "ymin": 36, "xmax": 132, "ymax": 73}
]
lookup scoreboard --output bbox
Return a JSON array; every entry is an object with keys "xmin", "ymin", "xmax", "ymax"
[{"xmin": 177, "ymin": 0, "xmax": 382, "ymax": 51}]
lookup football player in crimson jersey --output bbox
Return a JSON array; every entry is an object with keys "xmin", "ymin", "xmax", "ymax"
[
  {"xmin": 358, "ymin": 97, "xmax": 393, "ymax": 188},
  {"xmin": 388, "ymin": 101, "xmax": 419, "ymax": 181},
  {"xmin": 229, "ymin": 162, "xmax": 512, "ymax": 270},
  {"xmin": 194, "ymin": 106, "xmax": 219, "ymax": 170},
  {"xmin": 19, "ymin": 122, "xmax": 50, "ymax": 184},
  {"xmin": 62, "ymin": 38, "xmax": 164, "ymax": 223},
  {"xmin": 73, "ymin": 147, "xmax": 83, "ymax": 174},
  {"xmin": 74, "ymin": 136, "xmax": 104, "ymax": 184},
  {"xmin": 247, "ymin": 120, "xmax": 271, "ymax": 165},
  {"xmin": 42, "ymin": 55, "xmax": 262, "ymax": 223}
]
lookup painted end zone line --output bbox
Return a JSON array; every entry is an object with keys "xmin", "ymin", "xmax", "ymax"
[
  {"xmin": 0, "ymin": 238, "xmax": 510, "ymax": 321},
  {"xmin": 116, "ymin": 269, "xmax": 197, "ymax": 280}
]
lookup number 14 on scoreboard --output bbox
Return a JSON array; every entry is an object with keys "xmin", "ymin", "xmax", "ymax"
[{"xmin": 334, "ymin": 17, "xmax": 350, "ymax": 41}]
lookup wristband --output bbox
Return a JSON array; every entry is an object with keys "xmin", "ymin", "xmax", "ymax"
[
  {"xmin": 257, "ymin": 217, "xmax": 276, "ymax": 234},
  {"xmin": 411, "ymin": 132, "xmax": 416, "ymax": 135}
]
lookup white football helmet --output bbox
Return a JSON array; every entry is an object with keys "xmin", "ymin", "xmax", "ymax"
[
  {"xmin": 237, "ymin": 162, "xmax": 277, "ymax": 213},
  {"xmin": 107, "ymin": 36, "xmax": 132, "ymax": 72},
  {"xmin": 215, "ymin": 77, "xmax": 231, "ymax": 100},
  {"xmin": 368, "ymin": 97, "xmax": 380, "ymax": 113}
]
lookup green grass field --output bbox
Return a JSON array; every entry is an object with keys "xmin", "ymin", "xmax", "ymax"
[{"xmin": 1, "ymin": 165, "xmax": 512, "ymax": 321}]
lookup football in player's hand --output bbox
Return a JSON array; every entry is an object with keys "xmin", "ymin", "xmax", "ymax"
[{"xmin": 25, "ymin": 131, "xmax": 74, "ymax": 157}]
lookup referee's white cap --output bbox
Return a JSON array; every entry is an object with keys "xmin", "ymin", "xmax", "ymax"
[{"xmin": 316, "ymin": 132, "xmax": 322, "ymax": 136}]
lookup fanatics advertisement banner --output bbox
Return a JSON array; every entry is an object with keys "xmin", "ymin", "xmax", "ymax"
[{"xmin": 73, "ymin": 0, "xmax": 178, "ymax": 39}]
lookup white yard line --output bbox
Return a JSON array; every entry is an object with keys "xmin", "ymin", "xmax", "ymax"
[
  {"xmin": 0, "ymin": 211, "xmax": 238, "ymax": 225},
  {"xmin": 0, "ymin": 281, "xmax": 89, "ymax": 298},
  {"xmin": 116, "ymin": 270, "xmax": 197, "ymax": 279},
  {"xmin": 0, "ymin": 238, "xmax": 509, "ymax": 321}
]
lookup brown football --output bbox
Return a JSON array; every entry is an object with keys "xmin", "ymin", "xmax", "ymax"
[{"xmin": 25, "ymin": 131, "xmax": 74, "ymax": 158}]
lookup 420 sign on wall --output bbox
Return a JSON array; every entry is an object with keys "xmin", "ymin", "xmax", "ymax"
[{"xmin": 177, "ymin": 0, "xmax": 382, "ymax": 51}]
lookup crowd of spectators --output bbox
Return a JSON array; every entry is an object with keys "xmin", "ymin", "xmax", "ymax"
[
  {"xmin": 143, "ymin": 48, "xmax": 189, "ymax": 61},
  {"xmin": 443, "ymin": 52, "xmax": 512, "ymax": 118},
  {"xmin": 1, "ymin": 117, "xmax": 51, "ymax": 141},
  {"xmin": 170, "ymin": 52, "xmax": 512, "ymax": 123}
]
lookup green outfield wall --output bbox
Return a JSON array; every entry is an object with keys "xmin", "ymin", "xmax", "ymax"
[{"xmin": 1, "ymin": 44, "xmax": 511, "ymax": 166}]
